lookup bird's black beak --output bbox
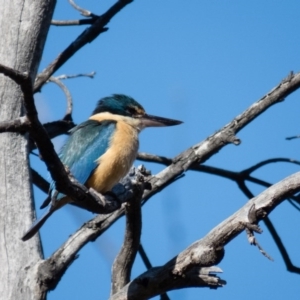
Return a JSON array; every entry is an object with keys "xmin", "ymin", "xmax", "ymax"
[{"xmin": 140, "ymin": 114, "xmax": 182, "ymax": 128}]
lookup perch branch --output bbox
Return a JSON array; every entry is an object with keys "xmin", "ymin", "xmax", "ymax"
[
  {"xmin": 0, "ymin": 64, "xmax": 123, "ymax": 215},
  {"xmin": 36, "ymin": 167, "xmax": 146, "ymax": 292}
]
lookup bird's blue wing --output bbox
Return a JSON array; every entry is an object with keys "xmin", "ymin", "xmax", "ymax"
[{"xmin": 49, "ymin": 119, "xmax": 116, "ymax": 200}]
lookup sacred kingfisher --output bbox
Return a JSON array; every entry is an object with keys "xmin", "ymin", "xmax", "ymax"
[{"xmin": 22, "ymin": 94, "xmax": 182, "ymax": 241}]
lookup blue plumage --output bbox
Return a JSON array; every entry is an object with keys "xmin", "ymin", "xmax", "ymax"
[
  {"xmin": 23, "ymin": 119, "xmax": 117, "ymax": 240},
  {"xmin": 51, "ymin": 120, "xmax": 116, "ymax": 200}
]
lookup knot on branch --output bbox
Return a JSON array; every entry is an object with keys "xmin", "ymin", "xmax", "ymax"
[{"xmin": 172, "ymin": 246, "xmax": 225, "ymax": 277}]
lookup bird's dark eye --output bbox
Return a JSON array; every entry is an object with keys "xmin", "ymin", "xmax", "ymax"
[{"xmin": 127, "ymin": 107, "xmax": 136, "ymax": 115}]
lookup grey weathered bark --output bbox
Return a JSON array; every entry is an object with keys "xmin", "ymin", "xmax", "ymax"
[{"xmin": 0, "ymin": 1, "xmax": 55, "ymax": 299}]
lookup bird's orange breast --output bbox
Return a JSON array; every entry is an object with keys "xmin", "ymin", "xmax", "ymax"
[{"xmin": 87, "ymin": 119, "xmax": 139, "ymax": 193}]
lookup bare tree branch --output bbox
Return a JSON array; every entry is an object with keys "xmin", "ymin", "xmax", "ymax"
[
  {"xmin": 36, "ymin": 167, "xmax": 147, "ymax": 292},
  {"xmin": 51, "ymin": 19, "xmax": 96, "ymax": 26},
  {"xmin": 138, "ymin": 244, "xmax": 153, "ymax": 270},
  {"xmin": 263, "ymin": 217, "xmax": 300, "ymax": 273},
  {"xmin": 286, "ymin": 135, "xmax": 300, "ymax": 140},
  {"xmin": 35, "ymin": 71, "xmax": 300, "ymax": 281},
  {"xmin": 142, "ymin": 71, "xmax": 300, "ymax": 204},
  {"xmin": 138, "ymin": 152, "xmax": 300, "ymax": 207},
  {"xmin": 139, "ymin": 153, "xmax": 300, "ymax": 176},
  {"xmin": 34, "ymin": 0, "xmax": 133, "ymax": 92},
  {"xmin": 31, "ymin": 168, "xmax": 50, "ymax": 194},
  {"xmin": 109, "ymin": 171, "xmax": 300, "ymax": 299},
  {"xmin": 245, "ymin": 227, "xmax": 274, "ymax": 261},
  {"xmin": 42, "ymin": 119, "xmax": 75, "ymax": 139},
  {"xmin": 3, "ymin": 58, "xmax": 300, "ymax": 295},
  {"xmin": 48, "ymin": 77, "xmax": 73, "ymax": 117},
  {"xmin": 111, "ymin": 176, "xmax": 143, "ymax": 294},
  {"xmin": 288, "ymin": 197, "xmax": 300, "ymax": 211},
  {"xmin": 55, "ymin": 72, "xmax": 96, "ymax": 80},
  {"xmin": 137, "ymin": 244, "xmax": 171, "ymax": 300},
  {"xmin": 51, "ymin": 0, "xmax": 100, "ymax": 25},
  {"xmin": 68, "ymin": 0, "xmax": 98, "ymax": 18},
  {"xmin": 242, "ymin": 158, "xmax": 300, "ymax": 175},
  {"xmin": 0, "ymin": 64, "xmax": 123, "ymax": 215},
  {"xmin": 0, "ymin": 116, "xmax": 30, "ymax": 133},
  {"xmin": 18, "ymin": 69, "xmax": 300, "ymax": 296},
  {"xmin": 238, "ymin": 181, "xmax": 300, "ymax": 274},
  {"xmin": 110, "ymin": 266, "xmax": 225, "ymax": 300}
]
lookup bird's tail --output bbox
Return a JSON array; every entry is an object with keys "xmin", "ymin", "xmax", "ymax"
[{"xmin": 21, "ymin": 206, "xmax": 55, "ymax": 241}]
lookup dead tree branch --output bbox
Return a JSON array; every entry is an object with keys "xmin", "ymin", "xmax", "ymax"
[
  {"xmin": 139, "ymin": 152, "xmax": 300, "ymax": 272},
  {"xmin": 68, "ymin": 0, "xmax": 98, "ymax": 18},
  {"xmin": 36, "ymin": 167, "xmax": 147, "ymax": 292},
  {"xmin": 111, "ymin": 175, "xmax": 144, "ymax": 294},
  {"xmin": 31, "ymin": 169, "xmax": 50, "ymax": 194},
  {"xmin": 30, "ymin": 72, "xmax": 300, "ymax": 296},
  {"xmin": 47, "ymin": 77, "xmax": 73, "ymax": 117},
  {"xmin": 0, "ymin": 116, "xmax": 30, "ymax": 133},
  {"xmin": 142, "ymin": 71, "xmax": 300, "ymax": 204},
  {"xmin": 109, "ymin": 171, "xmax": 300, "ymax": 299},
  {"xmin": 0, "ymin": 64, "xmax": 123, "ymax": 215},
  {"xmin": 239, "ymin": 181, "xmax": 300, "ymax": 274},
  {"xmin": 51, "ymin": 19, "xmax": 96, "ymax": 26},
  {"xmin": 36, "ymin": 71, "xmax": 300, "ymax": 276},
  {"xmin": 34, "ymin": 0, "xmax": 133, "ymax": 92},
  {"xmin": 55, "ymin": 72, "xmax": 96, "ymax": 80}
]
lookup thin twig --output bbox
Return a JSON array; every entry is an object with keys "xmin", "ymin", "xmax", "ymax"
[
  {"xmin": 264, "ymin": 217, "xmax": 300, "ymax": 273},
  {"xmin": 55, "ymin": 72, "xmax": 96, "ymax": 80},
  {"xmin": 51, "ymin": 19, "xmax": 96, "ymax": 26},
  {"xmin": 138, "ymin": 244, "xmax": 152, "ymax": 269},
  {"xmin": 48, "ymin": 77, "xmax": 73, "ymax": 117},
  {"xmin": 34, "ymin": 0, "xmax": 133, "ymax": 92},
  {"xmin": 138, "ymin": 244, "xmax": 171, "ymax": 300},
  {"xmin": 286, "ymin": 135, "xmax": 300, "ymax": 140},
  {"xmin": 31, "ymin": 168, "xmax": 50, "ymax": 194},
  {"xmin": 287, "ymin": 198, "xmax": 300, "ymax": 211},
  {"xmin": 242, "ymin": 158, "xmax": 300, "ymax": 175},
  {"xmin": 237, "ymin": 178, "xmax": 300, "ymax": 274},
  {"xmin": 138, "ymin": 152, "xmax": 300, "ymax": 206},
  {"xmin": 245, "ymin": 228, "xmax": 274, "ymax": 261},
  {"xmin": 69, "ymin": 0, "xmax": 98, "ymax": 17}
]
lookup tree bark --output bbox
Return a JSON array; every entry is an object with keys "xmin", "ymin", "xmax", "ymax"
[{"xmin": 0, "ymin": 1, "xmax": 55, "ymax": 299}]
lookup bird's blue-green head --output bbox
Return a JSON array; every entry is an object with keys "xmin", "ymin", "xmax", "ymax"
[
  {"xmin": 92, "ymin": 94, "xmax": 182, "ymax": 128},
  {"xmin": 92, "ymin": 94, "xmax": 145, "ymax": 117}
]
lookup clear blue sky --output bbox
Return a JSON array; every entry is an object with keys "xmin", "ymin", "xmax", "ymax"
[{"xmin": 32, "ymin": 1, "xmax": 300, "ymax": 299}]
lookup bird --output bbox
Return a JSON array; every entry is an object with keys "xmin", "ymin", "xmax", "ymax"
[{"xmin": 22, "ymin": 94, "xmax": 182, "ymax": 241}]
